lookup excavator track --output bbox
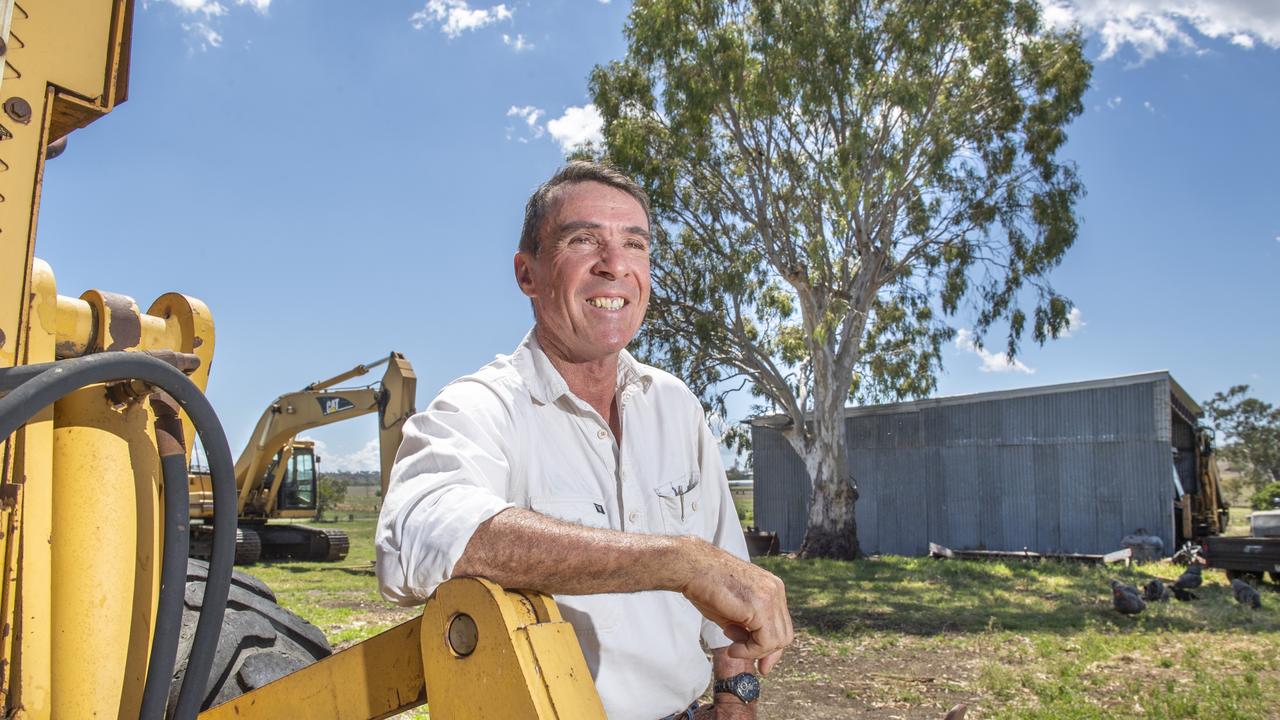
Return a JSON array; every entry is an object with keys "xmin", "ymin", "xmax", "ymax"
[
  {"xmin": 255, "ymin": 524, "xmax": 350, "ymax": 563},
  {"xmin": 311, "ymin": 527, "xmax": 350, "ymax": 562},
  {"xmin": 191, "ymin": 525, "xmax": 263, "ymax": 566},
  {"xmin": 236, "ymin": 528, "xmax": 264, "ymax": 565}
]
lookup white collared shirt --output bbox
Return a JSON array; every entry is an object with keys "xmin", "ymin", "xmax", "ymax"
[{"xmin": 376, "ymin": 330, "xmax": 748, "ymax": 720}]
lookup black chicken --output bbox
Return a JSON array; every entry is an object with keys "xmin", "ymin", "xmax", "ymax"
[
  {"xmin": 1143, "ymin": 579, "xmax": 1170, "ymax": 602},
  {"xmin": 1231, "ymin": 578, "xmax": 1262, "ymax": 610},
  {"xmin": 1110, "ymin": 579, "xmax": 1146, "ymax": 615},
  {"xmin": 1173, "ymin": 563, "xmax": 1203, "ymax": 591}
]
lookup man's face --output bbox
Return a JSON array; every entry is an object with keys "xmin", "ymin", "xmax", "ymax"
[{"xmin": 515, "ymin": 181, "xmax": 651, "ymax": 363}]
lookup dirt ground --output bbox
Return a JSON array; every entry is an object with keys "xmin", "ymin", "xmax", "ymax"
[{"xmin": 756, "ymin": 632, "xmax": 976, "ymax": 720}]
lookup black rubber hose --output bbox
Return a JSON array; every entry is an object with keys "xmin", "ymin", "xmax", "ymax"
[
  {"xmin": 0, "ymin": 352, "xmax": 235, "ymax": 720},
  {"xmin": 138, "ymin": 392, "xmax": 192, "ymax": 720}
]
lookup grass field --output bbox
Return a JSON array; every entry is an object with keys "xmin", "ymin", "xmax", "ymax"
[{"xmin": 244, "ymin": 503, "xmax": 1280, "ymax": 719}]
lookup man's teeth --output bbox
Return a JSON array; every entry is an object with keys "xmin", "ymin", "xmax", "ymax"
[{"xmin": 587, "ymin": 297, "xmax": 625, "ymax": 310}]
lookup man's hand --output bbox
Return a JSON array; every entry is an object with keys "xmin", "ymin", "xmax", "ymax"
[{"xmin": 681, "ymin": 539, "xmax": 793, "ymax": 673}]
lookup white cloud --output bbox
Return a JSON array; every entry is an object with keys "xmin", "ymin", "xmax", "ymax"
[
  {"xmin": 1106, "ymin": 95, "xmax": 1123, "ymax": 109},
  {"xmin": 151, "ymin": 0, "xmax": 268, "ymax": 49},
  {"xmin": 1143, "ymin": 100, "xmax": 1155, "ymax": 112},
  {"xmin": 503, "ymin": 33, "xmax": 534, "ymax": 51},
  {"xmin": 300, "ymin": 437, "xmax": 381, "ymax": 473},
  {"xmin": 955, "ymin": 328, "xmax": 1036, "ymax": 374},
  {"xmin": 182, "ymin": 21, "xmax": 223, "ymax": 50},
  {"xmin": 1230, "ymin": 32, "xmax": 1256, "ymax": 48},
  {"xmin": 1059, "ymin": 307, "xmax": 1086, "ymax": 338},
  {"xmin": 547, "ymin": 104, "xmax": 604, "ymax": 154},
  {"xmin": 506, "ymin": 105, "xmax": 545, "ymax": 142},
  {"xmin": 1039, "ymin": 0, "xmax": 1280, "ymax": 62},
  {"xmin": 411, "ymin": 0, "xmax": 513, "ymax": 38},
  {"xmin": 164, "ymin": 0, "xmax": 227, "ymax": 16}
]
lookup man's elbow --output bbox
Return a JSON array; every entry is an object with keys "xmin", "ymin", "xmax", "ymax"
[{"xmin": 375, "ymin": 543, "xmax": 424, "ymax": 606}]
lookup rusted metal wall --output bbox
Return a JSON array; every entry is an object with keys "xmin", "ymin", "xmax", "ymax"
[{"xmin": 752, "ymin": 372, "xmax": 1188, "ymax": 556}]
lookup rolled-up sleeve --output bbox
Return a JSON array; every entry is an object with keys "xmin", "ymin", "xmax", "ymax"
[
  {"xmin": 375, "ymin": 378, "xmax": 517, "ymax": 605},
  {"xmin": 695, "ymin": 414, "xmax": 751, "ymax": 650}
]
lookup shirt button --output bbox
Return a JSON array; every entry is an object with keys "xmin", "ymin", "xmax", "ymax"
[
  {"xmin": 628, "ymin": 511, "xmax": 640, "ymax": 524},
  {"xmin": 691, "ymin": 501, "xmax": 699, "ymax": 512},
  {"xmin": 596, "ymin": 429, "xmax": 607, "ymax": 440}
]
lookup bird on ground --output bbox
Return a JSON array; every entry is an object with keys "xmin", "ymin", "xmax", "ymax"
[
  {"xmin": 1143, "ymin": 579, "xmax": 1171, "ymax": 602},
  {"xmin": 1170, "ymin": 585, "xmax": 1199, "ymax": 602},
  {"xmin": 1110, "ymin": 579, "xmax": 1146, "ymax": 615},
  {"xmin": 943, "ymin": 703, "xmax": 967, "ymax": 720},
  {"xmin": 1111, "ymin": 578, "xmax": 1141, "ymax": 596},
  {"xmin": 1173, "ymin": 563, "xmax": 1203, "ymax": 591},
  {"xmin": 1231, "ymin": 578, "xmax": 1263, "ymax": 610}
]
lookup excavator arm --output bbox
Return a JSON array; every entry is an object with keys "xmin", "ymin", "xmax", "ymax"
[{"xmin": 230, "ymin": 352, "xmax": 417, "ymax": 516}]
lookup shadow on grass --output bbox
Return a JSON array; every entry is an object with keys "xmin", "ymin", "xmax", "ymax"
[{"xmin": 759, "ymin": 556, "xmax": 1280, "ymax": 637}]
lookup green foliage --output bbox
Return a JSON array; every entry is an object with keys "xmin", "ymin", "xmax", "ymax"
[
  {"xmin": 1250, "ymin": 481, "xmax": 1280, "ymax": 512},
  {"xmin": 316, "ymin": 475, "xmax": 349, "ymax": 521},
  {"xmin": 1204, "ymin": 385, "xmax": 1280, "ymax": 493},
  {"xmin": 587, "ymin": 0, "xmax": 1090, "ymax": 554}
]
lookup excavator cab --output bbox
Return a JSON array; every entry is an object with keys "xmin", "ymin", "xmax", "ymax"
[{"xmin": 277, "ymin": 443, "xmax": 318, "ymax": 512}]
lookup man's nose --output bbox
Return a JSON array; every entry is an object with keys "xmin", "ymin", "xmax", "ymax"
[{"xmin": 592, "ymin": 240, "xmax": 629, "ymax": 280}]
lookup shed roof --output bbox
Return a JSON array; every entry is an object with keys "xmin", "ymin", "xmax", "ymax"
[{"xmin": 749, "ymin": 370, "xmax": 1201, "ymax": 427}]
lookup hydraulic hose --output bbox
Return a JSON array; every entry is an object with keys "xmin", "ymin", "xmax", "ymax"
[
  {"xmin": 0, "ymin": 352, "xmax": 235, "ymax": 720},
  {"xmin": 138, "ymin": 393, "xmax": 192, "ymax": 720}
]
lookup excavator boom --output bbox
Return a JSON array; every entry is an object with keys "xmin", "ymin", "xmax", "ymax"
[{"xmin": 189, "ymin": 353, "xmax": 416, "ymax": 563}]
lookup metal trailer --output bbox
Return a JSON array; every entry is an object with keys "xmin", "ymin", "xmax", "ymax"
[{"xmin": 751, "ymin": 371, "xmax": 1220, "ymax": 556}]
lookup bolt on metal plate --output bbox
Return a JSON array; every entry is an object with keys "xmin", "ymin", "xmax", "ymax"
[
  {"xmin": 447, "ymin": 613, "xmax": 479, "ymax": 657},
  {"xmin": 4, "ymin": 98, "xmax": 31, "ymax": 125}
]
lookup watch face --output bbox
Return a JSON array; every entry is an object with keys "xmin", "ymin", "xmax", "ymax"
[{"xmin": 731, "ymin": 673, "xmax": 761, "ymax": 702}]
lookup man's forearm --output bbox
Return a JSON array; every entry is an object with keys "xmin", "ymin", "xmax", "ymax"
[
  {"xmin": 452, "ymin": 506, "xmax": 794, "ymax": 674},
  {"xmin": 452, "ymin": 507, "xmax": 701, "ymax": 595}
]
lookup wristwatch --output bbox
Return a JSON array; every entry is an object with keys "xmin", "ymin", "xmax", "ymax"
[{"xmin": 713, "ymin": 672, "xmax": 761, "ymax": 704}]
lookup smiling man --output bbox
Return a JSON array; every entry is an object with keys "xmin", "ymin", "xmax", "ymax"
[{"xmin": 376, "ymin": 162, "xmax": 793, "ymax": 719}]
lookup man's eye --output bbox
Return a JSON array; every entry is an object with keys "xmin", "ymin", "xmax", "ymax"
[{"xmin": 569, "ymin": 236, "xmax": 593, "ymax": 245}]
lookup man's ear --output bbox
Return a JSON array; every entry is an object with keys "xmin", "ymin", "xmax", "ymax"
[{"xmin": 514, "ymin": 251, "xmax": 537, "ymax": 298}]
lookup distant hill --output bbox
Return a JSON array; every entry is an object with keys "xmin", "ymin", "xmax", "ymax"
[{"xmin": 320, "ymin": 470, "xmax": 380, "ymax": 487}]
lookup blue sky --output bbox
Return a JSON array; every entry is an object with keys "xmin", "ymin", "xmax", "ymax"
[{"xmin": 36, "ymin": 0, "xmax": 1280, "ymax": 470}]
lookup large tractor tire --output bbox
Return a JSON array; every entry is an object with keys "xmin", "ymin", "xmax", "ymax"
[{"xmin": 165, "ymin": 559, "xmax": 332, "ymax": 716}]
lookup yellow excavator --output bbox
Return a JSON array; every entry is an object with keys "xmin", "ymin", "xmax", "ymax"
[
  {"xmin": 0, "ymin": 1, "xmax": 605, "ymax": 717},
  {"xmin": 187, "ymin": 353, "xmax": 417, "ymax": 564}
]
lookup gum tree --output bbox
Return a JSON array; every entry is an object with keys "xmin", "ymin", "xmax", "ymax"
[{"xmin": 590, "ymin": 0, "xmax": 1090, "ymax": 558}]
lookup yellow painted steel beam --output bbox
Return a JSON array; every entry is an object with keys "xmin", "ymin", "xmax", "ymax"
[
  {"xmin": 199, "ymin": 616, "xmax": 427, "ymax": 720},
  {"xmin": 0, "ymin": 0, "xmax": 132, "ymax": 370},
  {"xmin": 200, "ymin": 578, "xmax": 606, "ymax": 720},
  {"xmin": 0, "ymin": 6, "xmax": 135, "ymax": 712},
  {"xmin": 421, "ymin": 578, "xmax": 606, "ymax": 720},
  {"xmin": 7, "ymin": 259, "xmax": 59, "ymax": 717}
]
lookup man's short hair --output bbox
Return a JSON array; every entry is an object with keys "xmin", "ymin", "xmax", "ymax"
[{"xmin": 519, "ymin": 161, "xmax": 652, "ymax": 256}]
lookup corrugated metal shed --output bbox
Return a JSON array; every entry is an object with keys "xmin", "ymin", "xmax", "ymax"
[{"xmin": 751, "ymin": 371, "xmax": 1199, "ymax": 556}]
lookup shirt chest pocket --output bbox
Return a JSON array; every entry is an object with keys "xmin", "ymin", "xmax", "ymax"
[
  {"xmin": 654, "ymin": 471, "xmax": 702, "ymax": 536},
  {"xmin": 529, "ymin": 495, "xmax": 612, "ymax": 530}
]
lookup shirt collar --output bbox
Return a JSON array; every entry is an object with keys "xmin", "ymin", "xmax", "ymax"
[{"xmin": 512, "ymin": 328, "xmax": 653, "ymax": 405}]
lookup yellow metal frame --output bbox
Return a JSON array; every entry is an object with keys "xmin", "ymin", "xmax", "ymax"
[{"xmin": 198, "ymin": 578, "xmax": 606, "ymax": 720}]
